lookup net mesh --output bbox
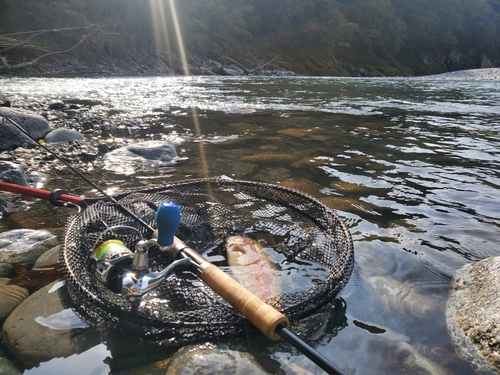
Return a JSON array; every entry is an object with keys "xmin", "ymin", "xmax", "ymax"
[{"xmin": 60, "ymin": 177, "xmax": 354, "ymax": 343}]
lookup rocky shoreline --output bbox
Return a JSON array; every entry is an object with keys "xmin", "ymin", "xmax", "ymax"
[{"xmin": 1, "ymin": 50, "xmax": 298, "ymax": 78}]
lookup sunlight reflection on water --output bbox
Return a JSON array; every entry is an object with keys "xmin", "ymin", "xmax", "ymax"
[{"xmin": 1, "ymin": 75, "xmax": 499, "ymax": 374}]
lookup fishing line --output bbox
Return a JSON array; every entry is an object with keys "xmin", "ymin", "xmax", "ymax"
[
  {"xmin": 0, "ymin": 114, "xmax": 154, "ymax": 233},
  {"xmin": 1, "ymin": 114, "xmax": 351, "ymax": 375},
  {"xmin": 0, "ymin": 115, "xmax": 115, "ymax": 232}
]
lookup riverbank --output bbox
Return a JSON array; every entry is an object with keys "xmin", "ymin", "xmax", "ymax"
[{"xmin": 423, "ymin": 67, "xmax": 500, "ymax": 80}]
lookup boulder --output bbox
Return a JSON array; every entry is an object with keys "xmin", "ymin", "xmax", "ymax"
[
  {"xmin": 0, "ymin": 278, "xmax": 29, "ymax": 324},
  {"xmin": 447, "ymin": 256, "xmax": 500, "ymax": 373},
  {"xmin": 101, "ymin": 140, "xmax": 178, "ymax": 174},
  {"xmin": 166, "ymin": 346, "xmax": 273, "ymax": 375},
  {"xmin": 2, "ymin": 280, "xmax": 101, "ymax": 368},
  {"xmin": 33, "ymin": 245, "xmax": 60, "ymax": 269},
  {"xmin": 44, "ymin": 128, "xmax": 85, "ymax": 143},
  {"xmin": 0, "ymin": 161, "xmax": 29, "ymax": 186},
  {"xmin": 2, "ymin": 279, "xmax": 174, "ymax": 369},
  {"xmin": 0, "ymin": 356, "xmax": 21, "ymax": 375},
  {"xmin": 0, "ymin": 108, "xmax": 51, "ymax": 151},
  {"xmin": 0, "ymin": 229, "xmax": 58, "ymax": 277},
  {"xmin": 103, "ymin": 141, "xmax": 177, "ymax": 163}
]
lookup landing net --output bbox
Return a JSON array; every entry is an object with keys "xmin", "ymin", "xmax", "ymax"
[{"xmin": 60, "ymin": 177, "xmax": 354, "ymax": 343}]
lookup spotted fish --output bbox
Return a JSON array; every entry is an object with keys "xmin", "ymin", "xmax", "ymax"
[{"xmin": 225, "ymin": 235, "xmax": 278, "ymax": 302}]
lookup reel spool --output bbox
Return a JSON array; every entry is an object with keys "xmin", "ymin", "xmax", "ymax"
[
  {"xmin": 89, "ymin": 239, "xmax": 134, "ymax": 294},
  {"xmin": 61, "ymin": 177, "xmax": 354, "ymax": 343}
]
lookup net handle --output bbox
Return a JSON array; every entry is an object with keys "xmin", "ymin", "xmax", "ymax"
[
  {"xmin": 168, "ymin": 237, "xmax": 347, "ymax": 374},
  {"xmin": 165, "ymin": 236, "xmax": 290, "ymax": 341},
  {"xmin": 201, "ymin": 263, "xmax": 289, "ymax": 341}
]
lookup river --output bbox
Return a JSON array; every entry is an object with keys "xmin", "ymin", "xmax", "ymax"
[{"xmin": 1, "ymin": 73, "xmax": 500, "ymax": 374}]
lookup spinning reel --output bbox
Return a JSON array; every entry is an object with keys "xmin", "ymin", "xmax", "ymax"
[{"xmin": 88, "ymin": 202, "xmax": 192, "ymax": 301}]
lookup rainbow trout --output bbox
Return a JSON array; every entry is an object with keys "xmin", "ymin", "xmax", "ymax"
[{"xmin": 225, "ymin": 236, "xmax": 278, "ymax": 302}]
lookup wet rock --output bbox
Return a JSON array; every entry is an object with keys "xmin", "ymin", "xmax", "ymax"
[
  {"xmin": 62, "ymin": 109, "xmax": 79, "ymax": 118},
  {"xmin": 101, "ymin": 140, "xmax": 178, "ymax": 173},
  {"xmin": 48, "ymin": 102, "xmax": 68, "ymax": 110},
  {"xmin": 2, "ymin": 280, "xmax": 101, "ymax": 368},
  {"xmin": 44, "ymin": 128, "xmax": 85, "ymax": 143},
  {"xmin": 27, "ymin": 103, "xmax": 41, "ymax": 110},
  {"xmin": 97, "ymin": 143, "xmax": 109, "ymax": 153},
  {"xmin": 166, "ymin": 346, "xmax": 272, "ymax": 375},
  {"xmin": 0, "ymin": 108, "xmax": 51, "ymax": 151},
  {"xmin": 127, "ymin": 141, "xmax": 177, "ymax": 161},
  {"xmin": 0, "ymin": 198, "xmax": 7, "ymax": 217},
  {"xmin": 0, "ymin": 161, "xmax": 29, "ymax": 186},
  {"xmin": 27, "ymin": 171, "xmax": 44, "ymax": 188},
  {"xmin": 447, "ymin": 257, "xmax": 500, "ymax": 373},
  {"xmin": 0, "ymin": 356, "xmax": 22, "ymax": 375},
  {"xmin": 0, "ymin": 229, "xmax": 58, "ymax": 277},
  {"xmin": 0, "ymin": 278, "xmax": 29, "ymax": 324},
  {"xmin": 33, "ymin": 245, "xmax": 60, "ymax": 269},
  {"xmin": 104, "ymin": 140, "xmax": 177, "ymax": 162},
  {"xmin": 0, "ymin": 153, "xmax": 13, "ymax": 162}
]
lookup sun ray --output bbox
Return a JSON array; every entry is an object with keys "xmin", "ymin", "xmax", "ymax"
[
  {"xmin": 149, "ymin": 0, "xmax": 210, "ymax": 180},
  {"xmin": 168, "ymin": 0, "xmax": 189, "ymax": 76},
  {"xmin": 149, "ymin": 0, "xmax": 173, "ymax": 65}
]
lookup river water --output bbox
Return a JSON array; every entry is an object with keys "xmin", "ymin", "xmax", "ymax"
[{"xmin": 1, "ymin": 73, "xmax": 500, "ymax": 374}]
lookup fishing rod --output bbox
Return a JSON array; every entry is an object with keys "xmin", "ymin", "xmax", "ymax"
[
  {"xmin": 0, "ymin": 114, "xmax": 154, "ymax": 232},
  {"xmin": 0, "ymin": 181, "xmax": 347, "ymax": 375},
  {"xmin": 0, "ymin": 116, "xmax": 348, "ymax": 375}
]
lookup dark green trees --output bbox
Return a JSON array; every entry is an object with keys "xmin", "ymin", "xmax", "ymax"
[{"xmin": 1, "ymin": 0, "xmax": 499, "ymax": 74}]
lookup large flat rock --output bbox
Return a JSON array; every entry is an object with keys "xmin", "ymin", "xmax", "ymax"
[{"xmin": 0, "ymin": 108, "xmax": 51, "ymax": 151}]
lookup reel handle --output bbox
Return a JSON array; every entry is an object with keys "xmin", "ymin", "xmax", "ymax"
[{"xmin": 156, "ymin": 202, "xmax": 181, "ymax": 246}]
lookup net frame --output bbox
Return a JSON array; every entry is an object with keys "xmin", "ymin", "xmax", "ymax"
[{"xmin": 60, "ymin": 177, "xmax": 354, "ymax": 343}]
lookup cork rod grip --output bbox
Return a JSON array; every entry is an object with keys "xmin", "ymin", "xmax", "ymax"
[{"xmin": 200, "ymin": 263, "xmax": 289, "ymax": 341}]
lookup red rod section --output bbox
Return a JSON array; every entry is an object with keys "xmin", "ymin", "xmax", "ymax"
[{"xmin": 0, "ymin": 181, "xmax": 84, "ymax": 205}]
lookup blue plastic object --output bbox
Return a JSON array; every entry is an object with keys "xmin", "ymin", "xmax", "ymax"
[{"xmin": 156, "ymin": 202, "xmax": 181, "ymax": 246}]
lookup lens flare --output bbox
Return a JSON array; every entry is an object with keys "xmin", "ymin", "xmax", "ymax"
[{"xmin": 149, "ymin": 0, "xmax": 210, "ymax": 179}]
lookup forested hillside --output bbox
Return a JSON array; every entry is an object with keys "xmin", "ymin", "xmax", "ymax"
[{"xmin": 1, "ymin": 0, "xmax": 499, "ymax": 75}]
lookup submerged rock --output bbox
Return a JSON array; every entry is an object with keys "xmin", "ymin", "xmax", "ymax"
[
  {"xmin": 166, "ymin": 346, "xmax": 273, "ymax": 375},
  {"xmin": 391, "ymin": 341, "xmax": 451, "ymax": 375},
  {"xmin": 0, "ymin": 161, "xmax": 29, "ymax": 186},
  {"xmin": 0, "ymin": 229, "xmax": 58, "ymax": 277},
  {"xmin": 0, "ymin": 108, "xmax": 51, "ymax": 151},
  {"xmin": 447, "ymin": 257, "xmax": 500, "ymax": 374}
]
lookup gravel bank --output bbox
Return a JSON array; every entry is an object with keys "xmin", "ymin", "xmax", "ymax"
[{"xmin": 424, "ymin": 67, "xmax": 500, "ymax": 80}]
